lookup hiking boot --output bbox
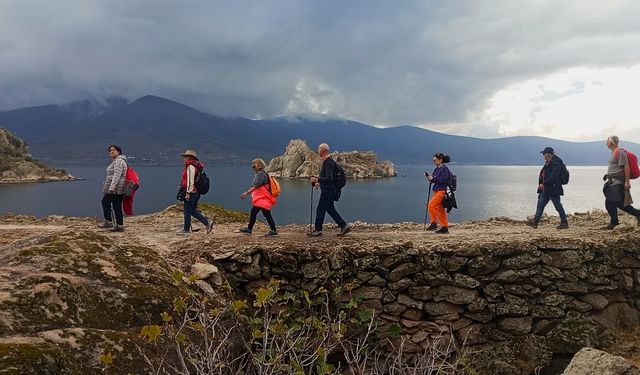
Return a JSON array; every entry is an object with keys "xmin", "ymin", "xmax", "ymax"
[
  {"xmin": 435, "ymin": 227, "xmax": 449, "ymax": 234},
  {"xmin": 176, "ymin": 229, "xmax": 190, "ymax": 235},
  {"xmin": 110, "ymin": 225, "xmax": 124, "ymax": 232},
  {"xmin": 238, "ymin": 227, "xmax": 252, "ymax": 235},
  {"xmin": 307, "ymin": 230, "xmax": 323, "ymax": 237},
  {"xmin": 425, "ymin": 223, "xmax": 438, "ymax": 231},
  {"xmin": 206, "ymin": 221, "xmax": 214, "ymax": 234},
  {"xmin": 602, "ymin": 223, "xmax": 618, "ymax": 230},
  {"xmin": 97, "ymin": 221, "xmax": 114, "ymax": 229},
  {"xmin": 264, "ymin": 230, "xmax": 278, "ymax": 237},
  {"xmin": 337, "ymin": 225, "xmax": 351, "ymax": 237},
  {"xmin": 525, "ymin": 221, "xmax": 538, "ymax": 229},
  {"xmin": 556, "ymin": 222, "xmax": 569, "ymax": 230}
]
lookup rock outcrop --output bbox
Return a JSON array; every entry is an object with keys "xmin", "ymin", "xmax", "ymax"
[
  {"xmin": 562, "ymin": 348, "xmax": 640, "ymax": 375},
  {"xmin": 265, "ymin": 139, "xmax": 396, "ymax": 178},
  {"xmin": 0, "ymin": 128, "xmax": 75, "ymax": 183}
]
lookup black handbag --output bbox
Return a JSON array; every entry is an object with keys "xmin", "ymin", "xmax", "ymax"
[{"xmin": 176, "ymin": 186, "xmax": 186, "ymax": 201}]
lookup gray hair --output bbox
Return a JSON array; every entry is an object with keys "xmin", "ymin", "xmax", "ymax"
[
  {"xmin": 608, "ymin": 135, "xmax": 620, "ymax": 145},
  {"xmin": 318, "ymin": 143, "xmax": 330, "ymax": 153}
]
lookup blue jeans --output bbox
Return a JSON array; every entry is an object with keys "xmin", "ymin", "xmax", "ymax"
[
  {"xmin": 315, "ymin": 188, "xmax": 347, "ymax": 231},
  {"xmin": 534, "ymin": 192, "xmax": 567, "ymax": 224},
  {"xmin": 183, "ymin": 192, "xmax": 209, "ymax": 231}
]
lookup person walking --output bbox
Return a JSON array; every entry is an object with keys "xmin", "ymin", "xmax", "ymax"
[
  {"xmin": 238, "ymin": 158, "xmax": 278, "ymax": 236},
  {"xmin": 425, "ymin": 152, "xmax": 452, "ymax": 234},
  {"xmin": 526, "ymin": 147, "xmax": 569, "ymax": 229},
  {"xmin": 98, "ymin": 145, "xmax": 128, "ymax": 232},
  {"xmin": 177, "ymin": 150, "xmax": 213, "ymax": 235},
  {"xmin": 308, "ymin": 143, "xmax": 350, "ymax": 237},
  {"xmin": 602, "ymin": 136, "xmax": 640, "ymax": 230}
]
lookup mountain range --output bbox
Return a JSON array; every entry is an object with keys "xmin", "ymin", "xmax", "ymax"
[{"xmin": 0, "ymin": 95, "xmax": 632, "ymax": 165}]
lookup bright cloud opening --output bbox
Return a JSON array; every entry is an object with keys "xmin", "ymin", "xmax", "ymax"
[{"xmin": 481, "ymin": 65, "xmax": 640, "ymax": 142}]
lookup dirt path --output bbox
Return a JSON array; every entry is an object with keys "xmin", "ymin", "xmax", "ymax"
[{"xmin": 0, "ymin": 209, "xmax": 634, "ymax": 268}]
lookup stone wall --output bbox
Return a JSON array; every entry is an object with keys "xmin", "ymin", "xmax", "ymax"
[{"xmin": 210, "ymin": 236, "xmax": 640, "ymax": 374}]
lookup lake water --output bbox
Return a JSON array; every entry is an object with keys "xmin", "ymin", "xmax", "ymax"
[{"xmin": 0, "ymin": 165, "xmax": 609, "ymax": 224}]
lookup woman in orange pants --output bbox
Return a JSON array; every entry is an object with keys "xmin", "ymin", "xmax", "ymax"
[{"xmin": 426, "ymin": 153, "xmax": 452, "ymax": 234}]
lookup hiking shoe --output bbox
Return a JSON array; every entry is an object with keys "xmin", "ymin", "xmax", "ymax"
[
  {"xmin": 425, "ymin": 223, "xmax": 438, "ymax": 231},
  {"xmin": 525, "ymin": 221, "xmax": 538, "ymax": 229},
  {"xmin": 206, "ymin": 221, "xmax": 214, "ymax": 234},
  {"xmin": 110, "ymin": 225, "xmax": 125, "ymax": 232},
  {"xmin": 556, "ymin": 222, "xmax": 569, "ymax": 230},
  {"xmin": 602, "ymin": 223, "xmax": 618, "ymax": 230},
  {"xmin": 176, "ymin": 229, "xmax": 190, "ymax": 235},
  {"xmin": 239, "ymin": 227, "xmax": 252, "ymax": 235},
  {"xmin": 435, "ymin": 227, "xmax": 449, "ymax": 234},
  {"xmin": 264, "ymin": 230, "xmax": 278, "ymax": 237},
  {"xmin": 307, "ymin": 230, "xmax": 322, "ymax": 237},
  {"xmin": 337, "ymin": 225, "xmax": 351, "ymax": 237},
  {"xmin": 97, "ymin": 221, "xmax": 114, "ymax": 229}
]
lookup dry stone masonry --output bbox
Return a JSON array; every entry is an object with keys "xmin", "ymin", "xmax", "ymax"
[{"xmin": 211, "ymin": 235, "xmax": 640, "ymax": 374}]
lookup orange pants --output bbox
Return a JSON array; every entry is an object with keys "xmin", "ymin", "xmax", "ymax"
[{"xmin": 428, "ymin": 190, "xmax": 448, "ymax": 227}]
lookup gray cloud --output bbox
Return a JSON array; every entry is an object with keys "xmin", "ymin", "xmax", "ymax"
[{"xmin": 1, "ymin": 0, "xmax": 639, "ymax": 133}]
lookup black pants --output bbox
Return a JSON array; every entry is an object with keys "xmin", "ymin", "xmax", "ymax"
[
  {"xmin": 102, "ymin": 194, "xmax": 124, "ymax": 225},
  {"xmin": 605, "ymin": 185, "xmax": 640, "ymax": 224},
  {"xmin": 315, "ymin": 188, "xmax": 346, "ymax": 231},
  {"xmin": 248, "ymin": 206, "xmax": 276, "ymax": 231}
]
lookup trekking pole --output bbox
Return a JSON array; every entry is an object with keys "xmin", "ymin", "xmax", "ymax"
[
  {"xmin": 423, "ymin": 182, "xmax": 432, "ymax": 231},
  {"xmin": 309, "ymin": 182, "xmax": 314, "ymax": 233}
]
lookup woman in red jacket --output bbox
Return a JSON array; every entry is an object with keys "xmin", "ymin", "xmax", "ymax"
[{"xmin": 239, "ymin": 158, "xmax": 278, "ymax": 236}]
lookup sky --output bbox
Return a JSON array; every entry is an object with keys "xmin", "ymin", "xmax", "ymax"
[{"xmin": 1, "ymin": 0, "xmax": 639, "ymax": 142}]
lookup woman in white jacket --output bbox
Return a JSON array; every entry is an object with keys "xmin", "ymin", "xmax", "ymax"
[{"xmin": 98, "ymin": 144, "xmax": 128, "ymax": 232}]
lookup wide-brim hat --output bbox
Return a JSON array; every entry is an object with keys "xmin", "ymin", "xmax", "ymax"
[{"xmin": 181, "ymin": 149, "xmax": 199, "ymax": 160}]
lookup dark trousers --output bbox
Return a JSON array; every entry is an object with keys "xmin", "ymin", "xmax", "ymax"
[
  {"xmin": 248, "ymin": 206, "xmax": 276, "ymax": 231},
  {"xmin": 102, "ymin": 194, "xmax": 124, "ymax": 226},
  {"xmin": 183, "ymin": 192, "xmax": 209, "ymax": 231},
  {"xmin": 315, "ymin": 189, "xmax": 347, "ymax": 231},
  {"xmin": 533, "ymin": 191, "xmax": 567, "ymax": 223},
  {"xmin": 605, "ymin": 185, "xmax": 640, "ymax": 224}
]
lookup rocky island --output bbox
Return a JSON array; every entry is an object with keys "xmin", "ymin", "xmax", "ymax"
[
  {"xmin": 2, "ymin": 207, "xmax": 640, "ymax": 374},
  {"xmin": 0, "ymin": 128, "xmax": 76, "ymax": 184},
  {"xmin": 265, "ymin": 139, "xmax": 397, "ymax": 178}
]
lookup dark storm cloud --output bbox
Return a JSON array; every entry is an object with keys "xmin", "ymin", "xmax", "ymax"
[{"xmin": 1, "ymin": 0, "xmax": 639, "ymax": 131}]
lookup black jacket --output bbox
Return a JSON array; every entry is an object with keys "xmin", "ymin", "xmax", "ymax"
[
  {"xmin": 538, "ymin": 156, "xmax": 564, "ymax": 196},
  {"xmin": 318, "ymin": 157, "xmax": 337, "ymax": 190}
]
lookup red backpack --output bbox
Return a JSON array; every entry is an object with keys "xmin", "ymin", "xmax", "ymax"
[
  {"xmin": 615, "ymin": 148, "xmax": 640, "ymax": 179},
  {"xmin": 124, "ymin": 166, "xmax": 140, "ymax": 196}
]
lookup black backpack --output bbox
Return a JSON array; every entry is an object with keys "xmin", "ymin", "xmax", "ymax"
[
  {"xmin": 559, "ymin": 162, "xmax": 570, "ymax": 185},
  {"xmin": 195, "ymin": 169, "xmax": 210, "ymax": 195},
  {"xmin": 333, "ymin": 161, "xmax": 347, "ymax": 190},
  {"xmin": 449, "ymin": 174, "xmax": 457, "ymax": 192}
]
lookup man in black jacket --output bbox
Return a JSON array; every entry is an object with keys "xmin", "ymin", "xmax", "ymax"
[
  {"xmin": 526, "ymin": 147, "xmax": 569, "ymax": 229},
  {"xmin": 308, "ymin": 143, "xmax": 350, "ymax": 237}
]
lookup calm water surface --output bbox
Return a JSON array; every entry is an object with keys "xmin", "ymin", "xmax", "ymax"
[{"xmin": 0, "ymin": 165, "xmax": 609, "ymax": 224}]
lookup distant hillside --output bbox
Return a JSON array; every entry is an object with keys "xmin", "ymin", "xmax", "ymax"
[
  {"xmin": 0, "ymin": 95, "xmax": 630, "ymax": 165},
  {"xmin": 0, "ymin": 128, "xmax": 75, "ymax": 183}
]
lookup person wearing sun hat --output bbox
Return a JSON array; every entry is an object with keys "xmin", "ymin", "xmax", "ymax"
[{"xmin": 177, "ymin": 149, "xmax": 213, "ymax": 235}]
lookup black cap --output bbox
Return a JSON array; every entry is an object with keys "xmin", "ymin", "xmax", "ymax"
[{"xmin": 540, "ymin": 147, "xmax": 555, "ymax": 155}]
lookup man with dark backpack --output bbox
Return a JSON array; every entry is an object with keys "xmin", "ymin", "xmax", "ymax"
[
  {"xmin": 602, "ymin": 135, "xmax": 640, "ymax": 230},
  {"xmin": 308, "ymin": 143, "xmax": 350, "ymax": 237},
  {"xmin": 526, "ymin": 147, "xmax": 569, "ymax": 230}
]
